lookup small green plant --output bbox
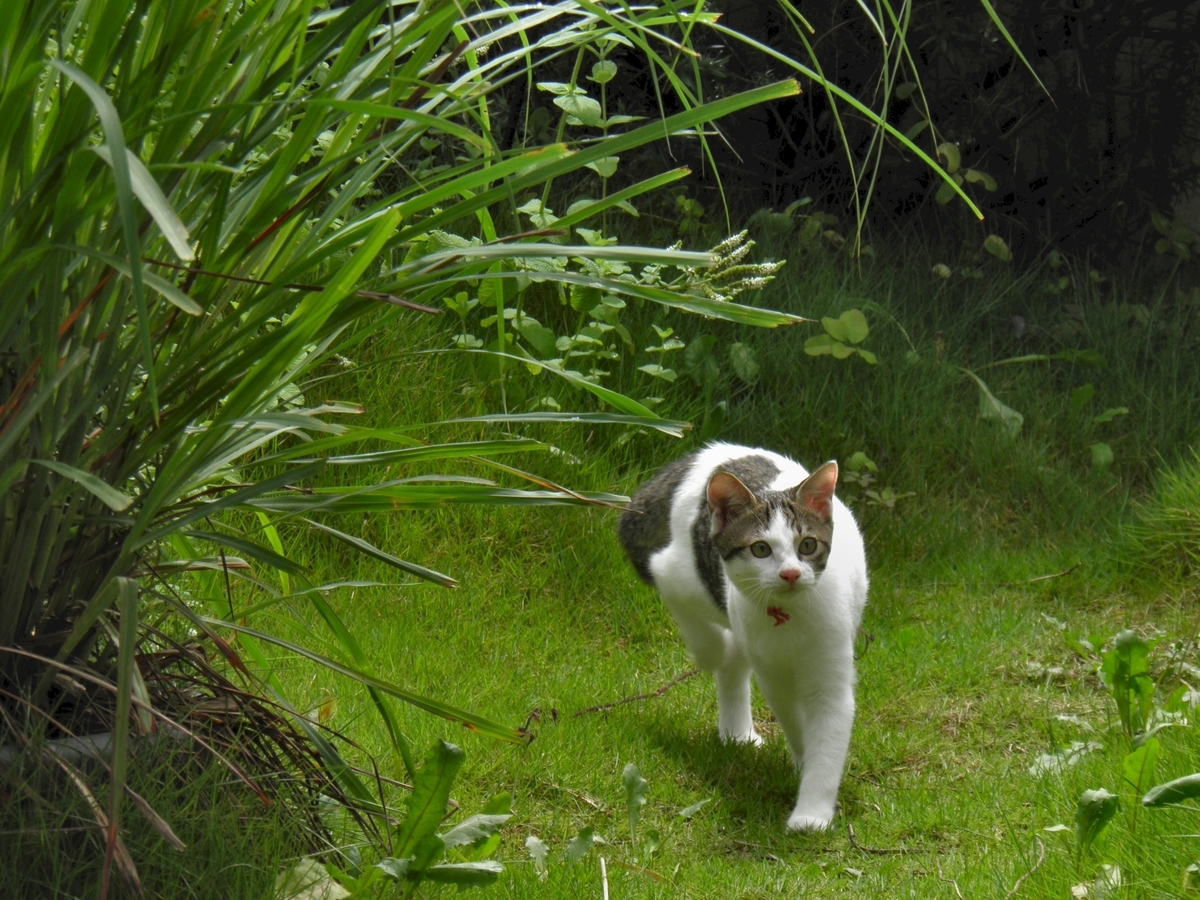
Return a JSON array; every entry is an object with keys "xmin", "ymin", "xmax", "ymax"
[
  {"xmin": 804, "ymin": 308, "xmax": 877, "ymax": 364},
  {"xmin": 276, "ymin": 741, "xmax": 510, "ymax": 899}
]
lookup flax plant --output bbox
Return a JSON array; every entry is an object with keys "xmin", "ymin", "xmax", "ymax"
[{"xmin": 0, "ymin": 0, "xmax": 817, "ymax": 888}]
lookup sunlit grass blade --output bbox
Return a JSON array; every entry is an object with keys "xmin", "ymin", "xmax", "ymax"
[
  {"xmin": 201, "ymin": 618, "xmax": 527, "ymax": 743},
  {"xmin": 303, "ymin": 518, "xmax": 459, "ymax": 589}
]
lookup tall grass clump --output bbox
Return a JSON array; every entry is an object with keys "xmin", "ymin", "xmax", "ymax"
[{"xmin": 1129, "ymin": 449, "xmax": 1200, "ymax": 581}]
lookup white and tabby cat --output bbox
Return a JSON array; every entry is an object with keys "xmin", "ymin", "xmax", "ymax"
[{"xmin": 618, "ymin": 443, "xmax": 868, "ymax": 831}]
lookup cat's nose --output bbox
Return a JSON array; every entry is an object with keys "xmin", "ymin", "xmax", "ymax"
[{"xmin": 779, "ymin": 569, "xmax": 800, "ymax": 586}]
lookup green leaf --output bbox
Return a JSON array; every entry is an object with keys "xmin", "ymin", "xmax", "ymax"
[
  {"xmin": 555, "ymin": 93, "xmax": 604, "ymax": 127},
  {"xmin": 375, "ymin": 858, "xmax": 412, "ymax": 880},
  {"xmin": 804, "ymin": 334, "xmax": 835, "ymax": 356},
  {"xmin": 961, "ymin": 369, "xmax": 1023, "ymax": 438},
  {"xmin": 838, "ymin": 309, "xmax": 869, "ymax": 344},
  {"xmin": 1075, "ymin": 788, "xmax": 1119, "ymax": 856},
  {"xmin": 525, "ymin": 836, "xmax": 549, "ymax": 878},
  {"xmin": 984, "ymin": 234, "xmax": 1012, "ymax": 262},
  {"xmin": 1090, "ymin": 442, "xmax": 1114, "ymax": 470},
  {"xmin": 963, "ymin": 168, "xmax": 998, "ymax": 191},
  {"xmin": 31, "ymin": 459, "xmax": 133, "ymax": 512},
  {"xmin": 424, "ymin": 861, "xmax": 504, "ymax": 886},
  {"xmin": 1143, "ymin": 773, "xmax": 1200, "ymax": 807},
  {"xmin": 564, "ymin": 826, "xmax": 594, "ymax": 863},
  {"xmin": 585, "ymin": 156, "xmax": 619, "ymax": 178},
  {"xmin": 1122, "ymin": 738, "xmax": 1160, "ymax": 794},
  {"xmin": 395, "ymin": 741, "xmax": 466, "ymax": 858},
  {"xmin": 623, "ymin": 763, "xmax": 648, "ymax": 838},
  {"xmin": 637, "ymin": 364, "xmax": 677, "ymax": 382},
  {"xmin": 677, "ymin": 798, "xmax": 712, "ymax": 820},
  {"xmin": 847, "ymin": 451, "xmax": 878, "ymax": 473},
  {"xmin": 1070, "ymin": 384, "xmax": 1095, "ymax": 409},
  {"xmin": 936, "ymin": 142, "xmax": 961, "ymax": 175},
  {"xmin": 728, "ymin": 342, "xmax": 760, "ymax": 384},
  {"xmin": 857, "ymin": 349, "xmax": 878, "ymax": 365},
  {"xmin": 440, "ymin": 814, "xmax": 511, "ymax": 850},
  {"xmin": 93, "ymin": 145, "xmax": 193, "ymax": 262},
  {"xmin": 821, "ymin": 315, "xmax": 848, "ymax": 342},
  {"xmin": 932, "ymin": 263, "xmax": 952, "ymax": 278},
  {"xmin": 589, "ymin": 60, "xmax": 618, "ymax": 84},
  {"xmin": 1092, "ymin": 407, "xmax": 1129, "ymax": 425},
  {"xmin": 894, "ymin": 82, "xmax": 917, "ymax": 100}
]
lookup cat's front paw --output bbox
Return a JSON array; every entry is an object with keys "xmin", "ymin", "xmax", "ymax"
[{"xmin": 786, "ymin": 811, "xmax": 833, "ymax": 833}]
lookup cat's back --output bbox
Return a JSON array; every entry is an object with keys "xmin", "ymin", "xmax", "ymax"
[{"xmin": 617, "ymin": 452, "xmax": 698, "ymax": 584}]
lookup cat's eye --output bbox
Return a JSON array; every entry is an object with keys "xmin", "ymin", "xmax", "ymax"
[
  {"xmin": 750, "ymin": 541, "xmax": 772, "ymax": 558},
  {"xmin": 798, "ymin": 536, "xmax": 818, "ymax": 555}
]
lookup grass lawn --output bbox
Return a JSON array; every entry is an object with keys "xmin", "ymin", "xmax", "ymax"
[{"xmin": 249, "ymin": 309, "xmax": 1200, "ymax": 899}]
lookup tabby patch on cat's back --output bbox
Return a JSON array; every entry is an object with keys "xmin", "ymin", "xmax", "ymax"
[{"xmin": 617, "ymin": 442, "xmax": 869, "ymax": 833}]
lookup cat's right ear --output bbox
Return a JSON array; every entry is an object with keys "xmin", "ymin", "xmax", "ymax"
[{"xmin": 707, "ymin": 472, "xmax": 756, "ymax": 533}]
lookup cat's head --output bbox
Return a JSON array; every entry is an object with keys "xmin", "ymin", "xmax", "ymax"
[{"xmin": 706, "ymin": 462, "xmax": 837, "ymax": 599}]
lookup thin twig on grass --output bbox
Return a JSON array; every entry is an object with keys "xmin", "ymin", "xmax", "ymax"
[
  {"xmin": 937, "ymin": 860, "xmax": 965, "ymax": 899},
  {"xmin": 847, "ymin": 823, "xmax": 907, "ymax": 855},
  {"xmin": 1002, "ymin": 838, "xmax": 1045, "ymax": 900},
  {"xmin": 572, "ymin": 669, "xmax": 700, "ymax": 717},
  {"xmin": 600, "ymin": 856, "xmax": 610, "ymax": 900}
]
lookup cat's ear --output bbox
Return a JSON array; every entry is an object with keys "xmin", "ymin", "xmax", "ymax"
[
  {"xmin": 793, "ymin": 461, "xmax": 838, "ymax": 519},
  {"xmin": 707, "ymin": 471, "xmax": 756, "ymax": 533}
]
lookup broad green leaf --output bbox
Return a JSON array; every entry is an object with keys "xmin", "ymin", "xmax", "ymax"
[
  {"xmin": 937, "ymin": 142, "xmax": 961, "ymax": 175},
  {"xmin": 638, "ymin": 364, "xmax": 677, "ymax": 382},
  {"xmin": 440, "ymin": 814, "xmax": 511, "ymax": 850},
  {"xmin": 1122, "ymin": 738, "xmax": 1160, "ymax": 793},
  {"xmin": 984, "ymin": 234, "xmax": 1012, "ymax": 262},
  {"xmin": 394, "ymin": 741, "xmax": 465, "ymax": 858},
  {"xmin": 586, "ymin": 156, "xmax": 620, "ymax": 178},
  {"xmin": 677, "ymin": 798, "xmax": 712, "ymax": 819},
  {"xmin": 1142, "ymin": 773, "xmax": 1200, "ymax": 807},
  {"xmin": 31, "ymin": 459, "xmax": 133, "ymax": 511},
  {"xmin": 1090, "ymin": 442, "xmax": 1113, "ymax": 470},
  {"xmin": 1075, "ymin": 788, "xmax": 1119, "ymax": 856},
  {"xmin": 93, "ymin": 145, "xmax": 193, "ymax": 262},
  {"xmin": 564, "ymin": 826, "xmax": 594, "ymax": 863},
  {"xmin": 932, "ymin": 263, "xmax": 951, "ymax": 278},
  {"xmin": 1070, "ymin": 384, "xmax": 1095, "ymax": 409},
  {"xmin": 424, "ymin": 861, "xmax": 504, "ymax": 886},
  {"xmin": 964, "ymin": 168, "xmax": 998, "ymax": 191},
  {"xmin": 623, "ymin": 763, "xmax": 648, "ymax": 837},
  {"xmin": 961, "ymin": 369, "xmax": 1023, "ymax": 438},
  {"xmin": 857, "ymin": 348, "xmax": 878, "ymax": 365},
  {"xmin": 839, "ymin": 309, "xmax": 869, "ymax": 344},
  {"xmin": 375, "ymin": 858, "xmax": 412, "ymax": 880},
  {"xmin": 804, "ymin": 334, "xmax": 836, "ymax": 356},
  {"xmin": 589, "ymin": 60, "xmax": 618, "ymax": 83},
  {"xmin": 1092, "ymin": 407, "xmax": 1129, "ymax": 425},
  {"xmin": 525, "ymin": 836, "xmax": 549, "ymax": 878},
  {"xmin": 555, "ymin": 93, "xmax": 604, "ymax": 127},
  {"xmin": 728, "ymin": 342, "xmax": 760, "ymax": 384},
  {"xmin": 821, "ymin": 315, "xmax": 848, "ymax": 342}
]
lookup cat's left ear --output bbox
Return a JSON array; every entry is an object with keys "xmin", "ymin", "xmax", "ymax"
[{"xmin": 793, "ymin": 461, "xmax": 838, "ymax": 519}]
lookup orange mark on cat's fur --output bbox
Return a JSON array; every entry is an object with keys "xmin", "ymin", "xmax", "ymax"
[{"xmin": 767, "ymin": 606, "xmax": 791, "ymax": 627}]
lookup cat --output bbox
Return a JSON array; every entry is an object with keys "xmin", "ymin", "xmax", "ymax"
[{"xmin": 618, "ymin": 442, "xmax": 868, "ymax": 832}]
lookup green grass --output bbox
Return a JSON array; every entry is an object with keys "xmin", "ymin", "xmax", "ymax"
[{"xmin": 227, "ymin": 250, "xmax": 1200, "ymax": 898}]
